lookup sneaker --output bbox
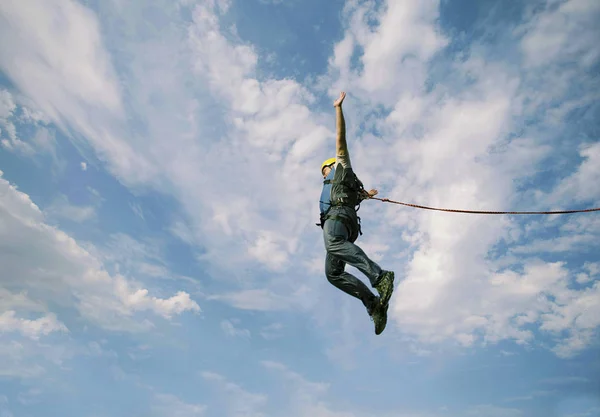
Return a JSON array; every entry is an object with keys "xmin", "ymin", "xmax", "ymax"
[
  {"xmin": 371, "ymin": 302, "xmax": 388, "ymax": 335},
  {"xmin": 375, "ymin": 271, "xmax": 395, "ymax": 308}
]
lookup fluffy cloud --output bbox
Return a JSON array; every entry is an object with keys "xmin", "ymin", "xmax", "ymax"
[
  {"xmin": 320, "ymin": 0, "xmax": 600, "ymax": 358},
  {"xmin": 0, "ymin": 311, "xmax": 67, "ymax": 340},
  {"xmin": 325, "ymin": 0, "xmax": 447, "ymax": 107},
  {"xmin": 0, "ymin": 171, "xmax": 200, "ymax": 333}
]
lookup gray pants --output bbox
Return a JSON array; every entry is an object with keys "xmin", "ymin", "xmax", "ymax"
[{"xmin": 323, "ymin": 217, "xmax": 383, "ymax": 313}]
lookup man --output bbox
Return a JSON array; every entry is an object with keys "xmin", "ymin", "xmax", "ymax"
[{"xmin": 318, "ymin": 91, "xmax": 395, "ymax": 335}]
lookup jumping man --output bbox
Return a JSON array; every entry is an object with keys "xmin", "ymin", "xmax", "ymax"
[{"xmin": 317, "ymin": 91, "xmax": 395, "ymax": 335}]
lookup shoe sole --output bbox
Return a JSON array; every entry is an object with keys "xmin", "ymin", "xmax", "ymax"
[
  {"xmin": 374, "ymin": 299, "xmax": 390, "ymax": 335},
  {"xmin": 375, "ymin": 307, "xmax": 388, "ymax": 335}
]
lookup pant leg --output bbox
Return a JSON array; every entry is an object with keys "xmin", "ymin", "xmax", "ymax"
[
  {"xmin": 325, "ymin": 251, "xmax": 378, "ymax": 313},
  {"xmin": 323, "ymin": 218, "xmax": 383, "ymax": 287}
]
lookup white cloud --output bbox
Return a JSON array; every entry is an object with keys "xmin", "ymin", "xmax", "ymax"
[
  {"xmin": 0, "ymin": 88, "xmax": 34, "ymax": 155},
  {"xmin": 153, "ymin": 393, "xmax": 206, "ymax": 417},
  {"xmin": 0, "ymin": 289, "xmax": 46, "ymax": 313},
  {"xmin": 202, "ymin": 365, "xmax": 441, "ymax": 417},
  {"xmin": 89, "ymin": 232, "xmax": 200, "ymax": 286},
  {"xmin": 129, "ymin": 201, "xmax": 145, "ymax": 220},
  {"xmin": 260, "ymin": 322, "xmax": 284, "ymax": 340},
  {"xmin": 16, "ymin": 388, "xmax": 42, "ymax": 406},
  {"xmin": 0, "ymin": 336, "xmax": 75, "ymax": 380},
  {"xmin": 80, "ymin": 162, "xmax": 87, "ymax": 171},
  {"xmin": 357, "ymin": 0, "xmax": 447, "ymax": 96},
  {"xmin": 44, "ymin": 194, "xmax": 96, "ymax": 223},
  {"xmin": 0, "ymin": 0, "xmax": 155, "ymax": 184},
  {"xmin": 0, "ymin": 172, "xmax": 200, "ymax": 334},
  {"xmin": 316, "ymin": 0, "xmax": 600, "ymax": 358},
  {"xmin": 207, "ymin": 289, "xmax": 295, "ymax": 312},
  {"xmin": 2, "ymin": 0, "xmax": 329, "ymax": 285},
  {"xmin": 547, "ymin": 142, "xmax": 600, "ymax": 204},
  {"xmin": 0, "ymin": 90, "xmax": 63, "ymax": 172},
  {"xmin": 169, "ymin": 220, "xmax": 197, "ymax": 246},
  {"xmin": 0, "ymin": 311, "xmax": 67, "ymax": 340},
  {"xmin": 260, "ymin": 360, "xmax": 450, "ymax": 417},
  {"xmin": 504, "ymin": 390, "xmax": 554, "ymax": 403},
  {"xmin": 201, "ymin": 371, "xmax": 268, "ymax": 417},
  {"xmin": 2, "ymin": 0, "xmax": 598, "ymax": 363},
  {"xmin": 519, "ymin": 0, "xmax": 600, "ymax": 68},
  {"xmin": 247, "ymin": 231, "xmax": 292, "ymax": 272},
  {"xmin": 262, "ymin": 361, "xmax": 359, "ymax": 417},
  {"xmin": 207, "ymin": 290, "xmax": 279, "ymax": 311},
  {"xmin": 220, "ymin": 319, "xmax": 251, "ymax": 338},
  {"xmin": 325, "ymin": 0, "xmax": 448, "ymax": 106}
]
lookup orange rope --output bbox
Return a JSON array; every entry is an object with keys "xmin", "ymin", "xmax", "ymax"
[{"xmin": 369, "ymin": 197, "xmax": 600, "ymax": 215}]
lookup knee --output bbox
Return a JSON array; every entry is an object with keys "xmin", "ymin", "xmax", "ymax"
[
  {"xmin": 325, "ymin": 271, "xmax": 343, "ymax": 286},
  {"xmin": 325, "ymin": 264, "xmax": 343, "ymax": 285}
]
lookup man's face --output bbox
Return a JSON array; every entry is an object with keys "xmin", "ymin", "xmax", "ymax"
[{"xmin": 322, "ymin": 165, "xmax": 333, "ymax": 178}]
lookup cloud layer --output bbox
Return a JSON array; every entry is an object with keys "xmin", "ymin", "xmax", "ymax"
[{"xmin": 1, "ymin": 1, "xmax": 599, "ymax": 415}]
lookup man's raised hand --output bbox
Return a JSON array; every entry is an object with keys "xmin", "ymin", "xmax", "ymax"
[{"xmin": 333, "ymin": 91, "xmax": 346, "ymax": 107}]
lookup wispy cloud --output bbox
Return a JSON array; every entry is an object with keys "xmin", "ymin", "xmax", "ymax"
[
  {"xmin": 152, "ymin": 393, "xmax": 206, "ymax": 417},
  {"xmin": 504, "ymin": 390, "xmax": 554, "ymax": 403},
  {"xmin": 44, "ymin": 194, "xmax": 96, "ymax": 223},
  {"xmin": 220, "ymin": 319, "xmax": 251, "ymax": 338},
  {"xmin": 201, "ymin": 371, "xmax": 268, "ymax": 417},
  {"xmin": 259, "ymin": 322, "xmax": 284, "ymax": 340},
  {"xmin": 208, "ymin": 289, "xmax": 294, "ymax": 312}
]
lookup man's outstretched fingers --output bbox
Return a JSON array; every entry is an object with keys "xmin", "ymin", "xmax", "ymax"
[{"xmin": 333, "ymin": 91, "xmax": 346, "ymax": 107}]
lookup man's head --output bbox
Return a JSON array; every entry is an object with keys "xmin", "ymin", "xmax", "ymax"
[{"xmin": 321, "ymin": 157, "xmax": 336, "ymax": 178}]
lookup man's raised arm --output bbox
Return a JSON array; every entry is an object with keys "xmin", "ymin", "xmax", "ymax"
[{"xmin": 334, "ymin": 91, "xmax": 348, "ymax": 159}]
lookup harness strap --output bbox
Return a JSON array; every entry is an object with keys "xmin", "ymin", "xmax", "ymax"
[
  {"xmin": 317, "ymin": 212, "xmax": 363, "ymax": 237},
  {"xmin": 317, "ymin": 169, "xmax": 365, "ymax": 236}
]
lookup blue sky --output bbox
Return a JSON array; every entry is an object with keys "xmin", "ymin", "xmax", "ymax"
[{"xmin": 1, "ymin": 0, "xmax": 599, "ymax": 416}]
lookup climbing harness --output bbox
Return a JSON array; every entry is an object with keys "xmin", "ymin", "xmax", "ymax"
[
  {"xmin": 317, "ymin": 164, "xmax": 367, "ymax": 238},
  {"xmin": 369, "ymin": 197, "xmax": 600, "ymax": 215}
]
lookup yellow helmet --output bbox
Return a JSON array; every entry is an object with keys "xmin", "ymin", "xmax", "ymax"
[{"xmin": 321, "ymin": 157, "xmax": 336, "ymax": 173}]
